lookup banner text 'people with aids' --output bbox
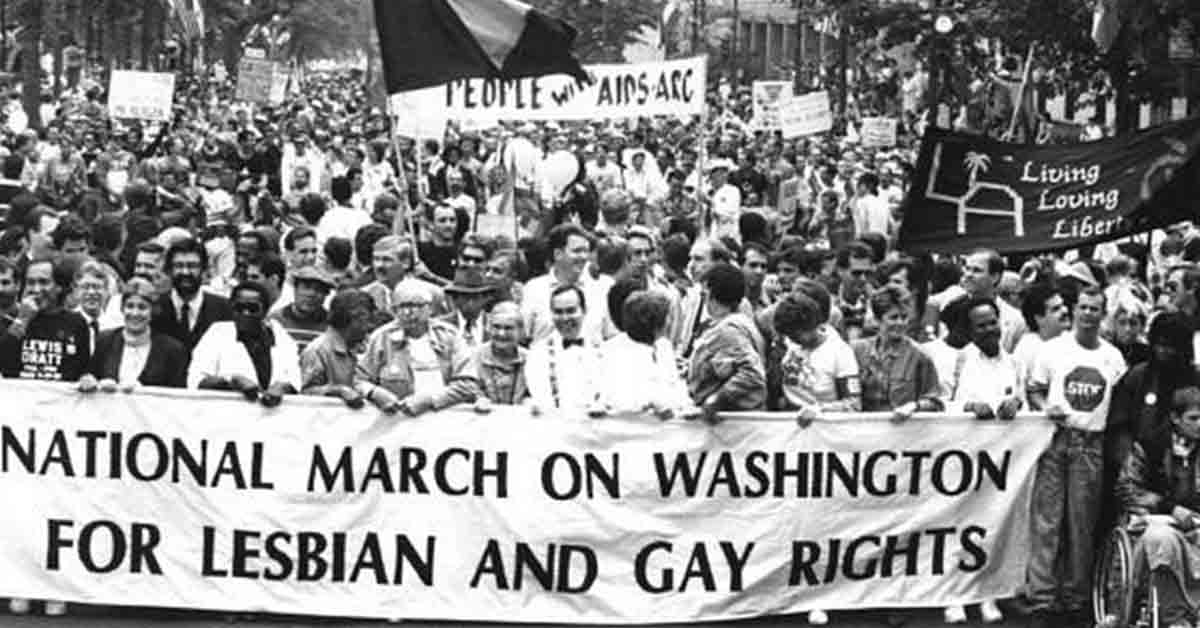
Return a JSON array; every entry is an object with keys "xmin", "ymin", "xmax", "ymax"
[
  {"xmin": 388, "ymin": 57, "xmax": 706, "ymax": 122},
  {"xmin": 0, "ymin": 382, "xmax": 1053, "ymax": 624}
]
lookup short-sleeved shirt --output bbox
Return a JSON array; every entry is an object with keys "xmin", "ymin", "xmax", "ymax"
[
  {"xmin": 1031, "ymin": 334, "xmax": 1127, "ymax": 432},
  {"xmin": 781, "ymin": 331, "xmax": 858, "ymax": 410},
  {"xmin": 299, "ymin": 329, "xmax": 357, "ymax": 392}
]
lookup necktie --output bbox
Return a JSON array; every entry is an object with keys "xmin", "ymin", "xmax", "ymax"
[
  {"xmin": 562, "ymin": 338, "xmax": 584, "ymax": 349},
  {"xmin": 89, "ymin": 320, "xmax": 98, "ymax": 354},
  {"xmin": 179, "ymin": 302, "xmax": 191, "ymax": 331}
]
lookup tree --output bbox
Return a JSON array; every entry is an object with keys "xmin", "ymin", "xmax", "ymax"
[
  {"xmin": 17, "ymin": 0, "xmax": 41, "ymax": 129},
  {"xmin": 524, "ymin": 0, "xmax": 662, "ymax": 63}
]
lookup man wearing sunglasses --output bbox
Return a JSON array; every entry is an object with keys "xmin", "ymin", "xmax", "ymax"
[{"xmin": 188, "ymin": 281, "xmax": 301, "ymax": 407}]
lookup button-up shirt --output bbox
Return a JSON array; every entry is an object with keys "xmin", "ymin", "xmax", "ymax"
[
  {"xmin": 600, "ymin": 334, "xmax": 691, "ymax": 414},
  {"xmin": 356, "ymin": 319, "xmax": 474, "ymax": 408},
  {"xmin": 187, "ymin": 320, "xmax": 301, "ymax": 390},
  {"xmin": 524, "ymin": 332, "xmax": 603, "ymax": 415},
  {"xmin": 948, "ymin": 343, "xmax": 1024, "ymax": 412},
  {"xmin": 468, "ymin": 343, "xmax": 528, "ymax": 405},
  {"xmin": 521, "ymin": 270, "xmax": 606, "ymax": 344},
  {"xmin": 852, "ymin": 336, "xmax": 941, "ymax": 412}
]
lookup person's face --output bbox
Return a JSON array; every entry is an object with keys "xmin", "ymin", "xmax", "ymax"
[
  {"xmin": 886, "ymin": 267, "xmax": 909, "ymax": 292},
  {"xmin": 743, "ymin": 250, "xmax": 768, "ymax": 289},
  {"xmin": 433, "ymin": 208, "xmax": 458, "ymax": 243},
  {"xmin": 293, "ymin": 279, "xmax": 328, "ymax": 315},
  {"xmin": 488, "ymin": 311, "xmax": 521, "ymax": 352},
  {"xmin": 75, "ymin": 274, "xmax": 108, "ymax": 316},
  {"xmin": 1165, "ymin": 269, "xmax": 1189, "ymax": 312},
  {"xmin": 777, "ymin": 261, "xmax": 801, "ymax": 291},
  {"xmin": 688, "ymin": 242, "xmax": 713, "ymax": 282},
  {"xmin": 394, "ymin": 293, "xmax": 432, "ymax": 336},
  {"xmin": 290, "ymin": 236, "xmax": 319, "ymax": 270},
  {"xmin": 879, "ymin": 305, "xmax": 910, "ymax": 343},
  {"xmin": 236, "ymin": 236, "xmax": 262, "ymax": 269},
  {"xmin": 961, "ymin": 253, "xmax": 996, "ymax": 296},
  {"xmin": 632, "ymin": 154, "xmax": 646, "ymax": 171},
  {"xmin": 1075, "ymin": 293, "xmax": 1106, "ymax": 333},
  {"xmin": 170, "ymin": 252, "xmax": 204, "ymax": 297},
  {"xmin": 122, "ymin": 294, "xmax": 153, "ymax": 335},
  {"xmin": 1152, "ymin": 338, "xmax": 1182, "ymax": 366},
  {"xmin": 628, "ymin": 236, "xmax": 655, "ymax": 278},
  {"xmin": 842, "ymin": 257, "xmax": 874, "ymax": 292},
  {"xmin": 1172, "ymin": 405, "xmax": 1200, "ymax": 442},
  {"xmin": 293, "ymin": 167, "xmax": 310, "ymax": 188},
  {"xmin": 1111, "ymin": 311, "xmax": 1143, "ymax": 346},
  {"xmin": 555, "ymin": 234, "xmax": 591, "ymax": 277},
  {"xmin": 447, "ymin": 170, "xmax": 465, "ymax": 193},
  {"xmin": 232, "ymin": 290, "xmax": 267, "ymax": 337},
  {"xmin": 373, "ymin": 246, "xmax": 410, "ymax": 286},
  {"xmin": 458, "ymin": 245, "xmax": 487, "ymax": 272},
  {"xmin": 484, "ymin": 258, "xmax": 512, "ymax": 287},
  {"xmin": 1035, "ymin": 294, "xmax": 1070, "ymax": 338},
  {"xmin": 23, "ymin": 262, "xmax": 59, "ymax": 311},
  {"xmin": 551, "ymin": 289, "xmax": 585, "ymax": 339},
  {"xmin": 968, "ymin": 304, "xmax": 1002, "ymax": 357},
  {"xmin": 784, "ymin": 324, "xmax": 822, "ymax": 351},
  {"xmin": 61, "ymin": 237, "xmax": 89, "ymax": 261},
  {"xmin": 343, "ymin": 306, "xmax": 374, "ymax": 346},
  {"xmin": 0, "ymin": 269, "xmax": 17, "ymax": 307},
  {"xmin": 452, "ymin": 292, "xmax": 489, "ymax": 319}
]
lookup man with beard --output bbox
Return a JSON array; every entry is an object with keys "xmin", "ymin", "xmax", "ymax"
[
  {"xmin": 0, "ymin": 254, "xmax": 91, "ymax": 381},
  {"xmin": 188, "ymin": 281, "xmax": 300, "ymax": 407},
  {"xmin": 1025, "ymin": 287, "xmax": 1128, "ymax": 628},
  {"xmin": 152, "ymin": 238, "xmax": 233, "ymax": 351}
]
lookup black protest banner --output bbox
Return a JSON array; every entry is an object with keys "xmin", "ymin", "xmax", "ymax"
[{"xmin": 898, "ymin": 118, "xmax": 1200, "ymax": 256}]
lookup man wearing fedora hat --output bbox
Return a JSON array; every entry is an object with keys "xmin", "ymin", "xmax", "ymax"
[{"xmin": 440, "ymin": 267, "xmax": 498, "ymax": 348}]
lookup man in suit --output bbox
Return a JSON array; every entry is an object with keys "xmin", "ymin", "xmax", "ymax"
[{"xmin": 152, "ymin": 237, "xmax": 233, "ymax": 351}]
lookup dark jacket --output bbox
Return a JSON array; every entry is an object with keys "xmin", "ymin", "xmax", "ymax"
[
  {"xmin": 1118, "ymin": 439, "xmax": 1200, "ymax": 516},
  {"xmin": 89, "ymin": 329, "xmax": 189, "ymax": 388},
  {"xmin": 151, "ymin": 291, "xmax": 234, "ymax": 351}
]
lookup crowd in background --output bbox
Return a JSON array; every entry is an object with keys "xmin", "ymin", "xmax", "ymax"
[{"xmin": 0, "ymin": 54, "xmax": 1196, "ymax": 628}]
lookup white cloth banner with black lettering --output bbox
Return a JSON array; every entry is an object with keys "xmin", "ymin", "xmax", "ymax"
[
  {"xmin": 387, "ymin": 57, "xmax": 707, "ymax": 122},
  {"xmin": 0, "ymin": 382, "xmax": 1053, "ymax": 624}
]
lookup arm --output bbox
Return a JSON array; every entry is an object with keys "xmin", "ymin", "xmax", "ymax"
[
  {"xmin": 1116, "ymin": 442, "xmax": 1167, "ymax": 516},
  {"xmin": 707, "ymin": 328, "xmax": 767, "ymax": 411},
  {"xmin": 821, "ymin": 344, "xmax": 862, "ymax": 413},
  {"xmin": 186, "ymin": 326, "xmax": 222, "ymax": 389},
  {"xmin": 913, "ymin": 352, "xmax": 945, "ymax": 412},
  {"xmin": 430, "ymin": 335, "xmax": 481, "ymax": 410}
]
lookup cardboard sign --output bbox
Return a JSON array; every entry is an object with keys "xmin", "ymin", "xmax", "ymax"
[
  {"xmin": 236, "ymin": 58, "xmax": 282, "ymax": 105},
  {"xmin": 860, "ymin": 117, "xmax": 897, "ymax": 148},
  {"xmin": 779, "ymin": 91, "xmax": 833, "ymax": 139},
  {"xmin": 108, "ymin": 71, "xmax": 175, "ymax": 121}
]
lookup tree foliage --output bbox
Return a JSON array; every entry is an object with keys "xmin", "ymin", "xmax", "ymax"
[{"xmin": 524, "ymin": 0, "xmax": 663, "ymax": 63}]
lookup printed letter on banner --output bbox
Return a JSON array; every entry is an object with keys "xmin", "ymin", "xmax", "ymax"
[
  {"xmin": 0, "ymin": 381, "xmax": 1052, "ymax": 624},
  {"xmin": 108, "ymin": 71, "xmax": 175, "ymax": 122},
  {"xmin": 389, "ymin": 57, "xmax": 706, "ymax": 122},
  {"xmin": 860, "ymin": 117, "xmax": 897, "ymax": 148},
  {"xmin": 779, "ymin": 91, "xmax": 833, "ymax": 139}
]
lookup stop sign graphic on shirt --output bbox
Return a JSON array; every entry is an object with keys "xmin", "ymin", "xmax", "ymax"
[{"xmin": 1064, "ymin": 366, "xmax": 1107, "ymax": 412}]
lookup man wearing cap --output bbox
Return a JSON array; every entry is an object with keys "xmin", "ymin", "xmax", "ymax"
[
  {"xmin": 439, "ymin": 267, "xmax": 497, "ymax": 348},
  {"xmin": 706, "ymin": 159, "xmax": 741, "ymax": 240},
  {"xmin": 356, "ymin": 279, "xmax": 473, "ymax": 416},
  {"xmin": 271, "ymin": 265, "xmax": 335, "ymax": 353}
]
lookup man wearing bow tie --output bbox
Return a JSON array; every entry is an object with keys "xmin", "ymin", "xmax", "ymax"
[{"xmin": 525, "ymin": 284, "xmax": 603, "ymax": 417}]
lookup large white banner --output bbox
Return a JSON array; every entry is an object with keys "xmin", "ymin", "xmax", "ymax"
[
  {"xmin": 0, "ymin": 382, "xmax": 1053, "ymax": 624},
  {"xmin": 388, "ymin": 57, "xmax": 707, "ymax": 122},
  {"xmin": 108, "ymin": 71, "xmax": 175, "ymax": 121}
]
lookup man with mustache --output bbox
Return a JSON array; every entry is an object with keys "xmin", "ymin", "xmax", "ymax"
[{"xmin": 151, "ymin": 238, "xmax": 233, "ymax": 351}]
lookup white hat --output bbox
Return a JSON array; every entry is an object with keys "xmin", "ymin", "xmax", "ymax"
[{"xmin": 706, "ymin": 158, "xmax": 735, "ymax": 173}]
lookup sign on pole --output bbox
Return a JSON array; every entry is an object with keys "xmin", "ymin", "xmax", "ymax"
[
  {"xmin": 107, "ymin": 71, "xmax": 175, "ymax": 121},
  {"xmin": 751, "ymin": 80, "xmax": 794, "ymax": 131},
  {"xmin": 236, "ymin": 58, "xmax": 283, "ymax": 105},
  {"xmin": 779, "ymin": 91, "xmax": 833, "ymax": 139},
  {"xmin": 860, "ymin": 117, "xmax": 898, "ymax": 148}
]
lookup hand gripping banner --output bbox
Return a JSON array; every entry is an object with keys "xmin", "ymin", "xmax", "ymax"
[{"xmin": 0, "ymin": 382, "xmax": 1054, "ymax": 624}]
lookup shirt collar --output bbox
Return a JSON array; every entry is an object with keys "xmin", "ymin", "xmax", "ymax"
[{"xmin": 172, "ymin": 289, "xmax": 204, "ymax": 313}]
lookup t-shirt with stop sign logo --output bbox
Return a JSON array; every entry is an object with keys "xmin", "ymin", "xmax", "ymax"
[{"xmin": 1031, "ymin": 334, "xmax": 1127, "ymax": 432}]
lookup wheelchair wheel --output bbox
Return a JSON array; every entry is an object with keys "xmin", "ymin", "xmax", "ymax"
[{"xmin": 1094, "ymin": 526, "xmax": 1136, "ymax": 628}]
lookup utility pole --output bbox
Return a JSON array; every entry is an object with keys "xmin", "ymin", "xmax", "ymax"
[{"xmin": 731, "ymin": 0, "xmax": 739, "ymax": 61}]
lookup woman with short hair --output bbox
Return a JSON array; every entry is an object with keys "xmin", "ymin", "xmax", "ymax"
[
  {"xmin": 81, "ymin": 278, "xmax": 189, "ymax": 389},
  {"xmin": 599, "ymin": 290, "xmax": 691, "ymax": 418}
]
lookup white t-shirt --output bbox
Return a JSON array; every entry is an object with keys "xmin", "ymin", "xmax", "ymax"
[
  {"xmin": 1031, "ymin": 334, "xmax": 1127, "ymax": 432},
  {"xmin": 1011, "ymin": 333, "xmax": 1047, "ymax": 386},
  {"xmin": 781, "ymin": 331, "xmax": 858, "ymax": 410}
]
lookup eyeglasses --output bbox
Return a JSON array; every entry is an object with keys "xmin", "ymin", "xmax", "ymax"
[{"xmin": 395, "ymin": 302, "xmax": 430, "ymax": 311}]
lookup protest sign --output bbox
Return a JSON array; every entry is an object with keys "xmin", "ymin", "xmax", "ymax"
[
  {"xmin": 108, "ymin": 71, "xmax": 175, "ymax": 121},
  {"xmin": 860, "ymin": 117, "xmax": 897, "ymax": 148},
  {"xmin": 475, "ymin": 213, "xmax": 518, "ymax": 240},
  {"xmin": 388, "ymin": 57, "xmax": 706, "ymax": 122},
  {"xmin": 0, "ymin": 381, "xmax": 1052, "ymax": 624},
  {"xmin": 899, "ymin": 118, "xmax": 1200, "ymax": 256},
  {"xmin": 752, "ymin": 80, "xmax": 793, "ymax": 131},
  {"xmin": 236, "ymin": 58, "xmax": 282, "ymax": 105},
  {"xmin": 779, "ymin": 91, "xmax": 833, "ymax": 139}
]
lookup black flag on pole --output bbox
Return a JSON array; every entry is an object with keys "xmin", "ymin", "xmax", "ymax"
[
  {"xmin": 898, "ymin": 118, "xmax": 1200, "ymax": 256},
  {"xmin": 373, "ymin": 0, "xmax": 589, "ymax": 94}
]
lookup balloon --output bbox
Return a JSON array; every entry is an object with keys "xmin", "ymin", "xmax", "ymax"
[{"xmin": 540, "ymin": 150, "xmax": 579, "ymax": 199}]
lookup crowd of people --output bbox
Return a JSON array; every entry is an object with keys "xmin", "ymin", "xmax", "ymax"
[{"xmin": 0, "ymin": 59, "xmax": 1197, "ymax": 628}]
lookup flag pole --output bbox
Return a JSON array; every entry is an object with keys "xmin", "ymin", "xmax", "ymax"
[
  {"xmin": 697, "ymin": 105, "xmax": 711, "ymax": 238},
  {"xmin": 1004, "ymin": 43, "xmax": 1036, "ymax": 142}
]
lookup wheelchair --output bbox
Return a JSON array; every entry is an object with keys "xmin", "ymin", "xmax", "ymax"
[{"xmin": 1093, "ymin": 515, "xmax": 1197, "ymax": 628}]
